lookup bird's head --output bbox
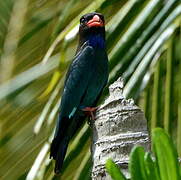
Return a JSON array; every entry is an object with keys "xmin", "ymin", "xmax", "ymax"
[{"xmin": 78, "ymin": 12, "xmax": 105, "ymax": 43}]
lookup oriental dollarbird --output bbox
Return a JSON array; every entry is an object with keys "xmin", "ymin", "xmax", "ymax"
[{"xmin": 50, "ymin": 12, "xmax": 109, "ymax": 174}]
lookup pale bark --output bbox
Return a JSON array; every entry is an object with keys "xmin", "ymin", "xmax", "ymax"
[{"xmin": 91, "ymin": 77, "xmax": 150, "ymax": 180}]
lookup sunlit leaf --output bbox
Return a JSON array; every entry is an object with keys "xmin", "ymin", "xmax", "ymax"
[
  {"xmin": 106, "ymin": 159, "xmax": 127, "ymax": 180},
  {"xmin": 152, "ymin": 128, "xmax": 181, "ymax": 180}
]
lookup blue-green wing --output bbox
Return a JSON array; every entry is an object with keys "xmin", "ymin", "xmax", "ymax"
[{"xmin": 60, "ymin": 45, "xmax": 94, "ymax": 118}]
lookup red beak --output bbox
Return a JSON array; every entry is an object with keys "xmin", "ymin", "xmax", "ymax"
[{"xmin": 86, "ymin": 15, "xmax": 104, "ymax": 27}]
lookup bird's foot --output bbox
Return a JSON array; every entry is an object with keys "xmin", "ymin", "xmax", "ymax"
[{"xmin": 82, "ymin": 107, "xmax": 98, "ymax": 121}]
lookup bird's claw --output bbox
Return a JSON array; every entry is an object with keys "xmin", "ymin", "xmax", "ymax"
[{"xmin": 82, "ymin": 107, "xmax": 98, "ymax": 121}]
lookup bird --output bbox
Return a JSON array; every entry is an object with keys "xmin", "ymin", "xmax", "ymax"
[{"xmin": 50, "ymin": 12, "xmax": 109, "ymax": 174}]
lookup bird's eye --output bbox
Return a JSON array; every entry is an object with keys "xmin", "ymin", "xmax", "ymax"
[{"xmin": 80, "ymin": 18, "xmax": 85, "ymax": 24}]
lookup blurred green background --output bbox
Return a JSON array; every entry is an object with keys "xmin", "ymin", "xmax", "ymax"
[{"xmin": 0, "ymin": 0, "xmax": 180, "ymax": 179}]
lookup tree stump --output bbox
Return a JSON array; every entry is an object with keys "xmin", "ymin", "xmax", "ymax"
[{"xmin": 91, "ymin": 77, "xmax": 150, "ymax": 179}]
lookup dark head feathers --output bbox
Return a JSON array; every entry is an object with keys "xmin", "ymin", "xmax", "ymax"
[{"xmin": 78, "ymin": 12, "xmax": 105, "ymax": 48}]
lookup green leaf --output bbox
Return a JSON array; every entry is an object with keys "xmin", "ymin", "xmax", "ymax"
[
  {"xmin": 129, "ymin": 146, "xmax": 147, "ymax": 180},
  {"xmin": 106, "ymin": 159, "xmax": 127, "ymax": 180},
  {"xmin": 144, "ymin": 152, "xmax": 160, "ymax": 180},
  {"xmin": 152, "ymin": 128, "xmax": 181, "ymax": 180},
  {"xmin": 109, "ymin": 0, "xmax": 163, "ymax": 72}
]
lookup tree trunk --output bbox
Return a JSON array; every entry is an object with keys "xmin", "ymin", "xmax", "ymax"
[{"xmin": 91, "ymin": 77, "xmax": 150, "ymax": 179}]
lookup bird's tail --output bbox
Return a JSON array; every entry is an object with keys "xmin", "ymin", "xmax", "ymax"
[
  {"xmin": 50, "ymin": 113, "xmax": 85, "ymax": 174},
  {"xmin": 50, "ymin": 136, "xmax": 69, "ymax": 174}
]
